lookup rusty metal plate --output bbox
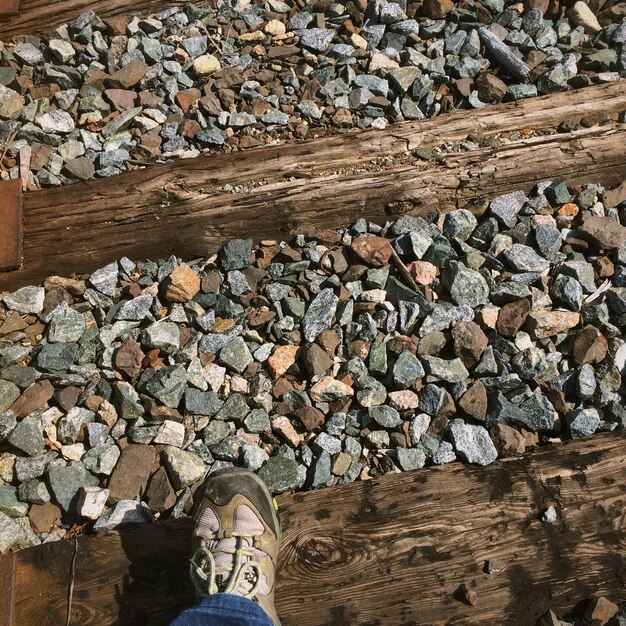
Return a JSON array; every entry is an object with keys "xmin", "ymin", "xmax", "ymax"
[
  {"xmin": 0, "ymin": 0, "xmax": 20, "ymax": 17},
  {"xmin": 0, "ymin": 179, "xmax": 22, "ymax": 271}
]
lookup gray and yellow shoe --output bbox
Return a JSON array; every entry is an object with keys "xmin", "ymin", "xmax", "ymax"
[{"xmin": 189, "ymin": 467, "xmax": 282, "ymax": 626}]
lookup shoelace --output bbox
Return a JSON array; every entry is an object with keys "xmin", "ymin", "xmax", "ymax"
[{"xmin": 190, "ymin": 534, "xmax": 264, "ymax": 599}]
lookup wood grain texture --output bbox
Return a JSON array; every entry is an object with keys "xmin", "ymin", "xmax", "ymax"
[
  {"xmin": 0, "ymin": 0, "xmax": 210, "ymax": 39},
  {"xmin": 0, "ymin": 0, "xmax": 20, "ymax": 18},
  {"xmin": 0, "ymin": 81, "xmax": 623, "ymax": 292},
  {"xmin": 3, "ymin": 433, "xmax": 626, "ymax": 626},
  {"xmin": 0, "ymin": 180, "xmax": 23, "ymax": 271}
]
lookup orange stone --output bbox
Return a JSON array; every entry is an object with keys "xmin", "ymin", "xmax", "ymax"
[
  {"xmin": 407, "ymin": 260, "xmax": 437, "ymax": 286},
  {"xmin": 351, "ymin": 236, "xmax": 393, "ymax": 267},
  {"xmin": 267, "ymin": 345, "xmax": 299, "ymax": 380},
  {"xmin": 163, "ymin": 263, "xmax": 201, "ymax": 302}
]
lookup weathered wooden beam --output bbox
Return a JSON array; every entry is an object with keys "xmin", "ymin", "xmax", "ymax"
[
  {"xmin": 0, "ymin": 0, "xmax": 209, "ymax": 39},
  {"xmin": 0, "ymin": 81, "xmax": 623, "ymax": 291},
  {"xmin": 0, "ymin": 0, "xmax": 20, "ymax": 18},
  {"xmin": 0, "ymin": 180, "xmax": 22, "ymax": 272},
  {"xmin": 1, "ymin": 432, "xmax": 625, "ymax": 626}
]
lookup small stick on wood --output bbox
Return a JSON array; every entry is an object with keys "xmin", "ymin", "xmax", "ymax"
[
  {"xmin": 19, "ymin": 145, "xmax": 31, "ymax": 192},
  {"xmin": 478, "ymin": 27, "xmax": 531, "ymax": 82}
]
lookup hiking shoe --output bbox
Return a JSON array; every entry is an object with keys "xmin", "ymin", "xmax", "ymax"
[{"xmin": 189, "ymin": 467, "xmax": 282, "ymax": 626}]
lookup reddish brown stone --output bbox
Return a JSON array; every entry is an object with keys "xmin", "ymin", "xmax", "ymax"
[
  {"xmin": 30, "ymin": 144, "xmax": 54, "ymax": 171},
  {"xmin": 28, "ymin": 502, "xmax": 61, "ymax": 533},
  {"xmin": 295, "ymin": 405, "xmax": 326, "ymax": 430},
  {"xmin": 54, "ymin": 386, "xmax": 82, "ymax": 411},
  {"xmin": 114, "ymin": 335, "xmax": 145, "ymax": 380},
  {"xmin": 348, "ymin": 340, "xmax": 371, "ymax": 360},
  {"xmin": 579, "ymin": 215, "xmax": 626, "ymax": 251},
  {"xmin": 175, "ymin": 88, "xmax": 202, "ymax": 113},
  {"xmin": 496, "ymin": 299, "xmax": 531, "ymax": 338},
  {"xmin": 407, "ymin": 260, "xmax": 437, "ymax": 286},
  {"xmin": 332, "ymin": 108, "xmax": 353, "ymax": 127},
  {"xmin": 490, "ymin": 424, "xmax": 526, "ymax": 458},
  {"xmin": 10, "ymin": 380, "xmax": 54, "ymax": 419},
  {"xmin": 299, "ymin": 342, "xmax": 333, "ymax": 378},
  {"xmin": 452, "ymin": 321, "xmax": 488, "ymax": 367},
  {"xmin": 105, "ymin": 59, "xmax": 149, "ymax": 89},
  {"xmin": 145, "ymin": 466, "xmax": 177, "ymax": 513},
  {"xmin": 0, "ymin": 311, "xmax": 28, "ymax": 337},
  {"xmin": 103, "ymin": 15, "xmax": 130, "ymax": 34},
  {"xmin": 526, "ymin": 310, "xmax": 580, "ymax": 340},
  {"xmin": 272, "ymin": 377, "xmax": 295, "ymax": 399},
  {"xmin": 248, "ymin": 307, "xmax": 276, "ymax": 328},
  {"xmin": 573, "ymin": 325, "xmax": 608, "ymax": 365},
  {"xmin": 458, "ymin": 381, "xmax": 488, "ymax": 422},
  {"xmin": 107, "ymin": 444, "xmax": 157, "ymax": 504},
  {"xmin": 316, "ymin": 330, "xmax": 340, "ymax": 357},
  {"xmin": 179, "ymin": 118, "xmax": 201, "ymax": 139},
  {"xmin": 351, "ymin": 236, "xmax": 394, "ymax": 267},
  {"xmin": 592, "ymin": 256, "xmax": 614, "ymax": 278},
  {"xmin": 104, "ymin": 88, "xmax": 137, "ymax": 111}
]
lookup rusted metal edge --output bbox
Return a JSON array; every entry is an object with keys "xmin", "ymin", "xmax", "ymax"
[
  {"xmin": 0, "ymin": 179, "xmax": 23, "ymax": 271},
  {"xmin": 0, "ymin": 0, "xmax": 20, "ymax": 18}
]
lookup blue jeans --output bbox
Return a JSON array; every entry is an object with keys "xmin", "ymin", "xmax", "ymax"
[{"xmin": 170, "ymin": 593, "xmax": 274, "ymax": 626}]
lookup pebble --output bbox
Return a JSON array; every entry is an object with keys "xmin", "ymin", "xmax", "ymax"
[{"xmin": 449, "ymin": 423, "xmax": 498, "ymax": 466}]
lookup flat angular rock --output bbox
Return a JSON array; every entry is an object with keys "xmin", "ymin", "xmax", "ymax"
[
  {"xmin": 578, "ymin": 216, "xmax": 626, "ymax": 251},
  {"xmin": 47, "ymin": 462, "xmax": 99, "ymax": 513},
  {"xmin": 566, "ymin": 408, "xmax": 600, "ymax": 438},
  {"xmin": 449, "ymin": 423, "xmax": 497, "ymax": 466},
  {"xmin": 504, "ymin": 245, "xmax": 550, "ymax": 273},
  {"xmin": 3, "ymin": 286, "xmax": 45, "ymax": 314},
  {"xmin": 219, "ymin": 239, "xmax": 252, "ymax": 270},
  {"xmin": 351, "ymin": 236, "xmax": 393, "ymax": 267},
  {"xmin": 526, "ymin": 310, "xmax": 580, "ymax": 339},
  {"xmin": 302, "ymin": 289, "xmax": 338, "ymax": 342},
  {"xmin": 94, "ymin": 500, "xmax": 154, "ymax": 532},
  {"xmin": 144, "ymin": 365, "xmax": 187, "ymax": 407},
  {"xmin": 9, "ymin": 380, "xmax": 54, "ymax": 419},
  {"xmin": 145, "ymin": 466, "xmax": 176, "ymax": 513},
  {"xmin": 77, "ymin": 486, "xmax": 109, "ymax": 520},
  {"xmin": 8, "ymin": 415, "xmax": 45, "ymax": 456},
  {"xmin": 219, "ymin": 337, "xmax": 253, "ymax": 374},
  {"xmin": 310, "ymin": 377, "xmax": 354, "ymax": 402},
  {"xmin": 108, "ymin": 444, "xmax": 156, "ymax": 503},
  {"xmin": 573, "ymin": 325, "xmax": 608, "ymax": 365},
  {"xmin": 47, "ymin": 302, "xmax": 85, "ymax": 342}
]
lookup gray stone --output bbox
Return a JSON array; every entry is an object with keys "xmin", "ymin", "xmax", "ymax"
[
  {"xmin": 422, "ymin": 356, "xmax": 469, "ymax": 383},
  {"xmin": 113, "ymin": 381, "xmax": 145, "ymax": 419},
  {"xmin": 299, "ymin": 28, "xmax": 335, "ymax": 52},
  {"xmin": 312, "ymin": 432, "xmax": 342, "ymax": 455},
  {"xmin": 17, "ymin": 479, "xmax": 50, "ymax": 504},
  {"xmin": 550, "ymin": 275, "xmax": 583, "ymax": 311},
  {"xmin": 58, "ymin": 407, "xmax": 95, "ymax": 444},
  {"xmin": 144, "ymin": 365, "xmax": 187, "ymax": 407},
  {"xmin": 47, "ymin": 462, "xmax": 99, "ymax": 513},
  {"xmin": 518, "ymin": 391, "xmax": 559, "ymax": 432},
  {"xmin": 444, "ymin": 210, "xmax": 477, "ymax": 241},
  {"xmin": 94, "ymin": 500, "xmax": 154, "ymax": 532},
  {"xmin": 142, "ymin": 321, "xmax": 180, "ymax": 353},
  {"xmin": 101, "ymin": 107, "xmax": 142, "ymax": 138},
  {"xmin": 443, "ymin": 262, "xmax": 490, "ymax": 307},
  {"xmin": 534, "ymin": 224, "xmax": 563, "ymax": 260},
  {"xmin": 8, "ymin": 415, "xmax": 44, "ymax": 456},
  {"xmin": 392, "ymin": 351, "xmax": 424, "ymax": 388},
  {"xmin": 116, "ymin": 295, "xmax": 154, "ymax": 320},
  {"xmin": 369, "ymin": 405, "xmax": 403, "ymax": 428},
  {"xmin": 0, "ymin": 511, "xmax": 28, "ymax": 552},
  {"xmin": 449, "ymin": 423, "xmax": 497, "ymax": 465},
  {"xmin": 219, "ymin": 337, "xmax": 253, "ymax": 373},
  {"xmin": 83, "ymin": 444, "xmax": 120, "ymax": 476},
  {"xmin": 14, "ymin": 42, "xmax": 44, "ymax": 64},
  {"xmin": 219, "ymin": 239, "xmax": 252, "ymax": 270},
  {"xmin": 504, "ymin": 244, "xmax": 550, "ymax": 273},
  {"xmin": 396, "ymin": 447, "xmax": 426, "ymax": 471},
  {"xmin": 566, "ymin": 408, "xmax": 600, "ymax": 438},
  {"xmin": 0, "ymin": 380, "xmax": 20, "ymax": 413},
  {"xmin": 48, "ymin": 303, "xmax": 85, "ymax": 342},
  {"xmin": 89, "ymin": 262, "xmax": 118, "ymax": 296},
  {"xmin": 302, "ymin": 288, "xmax": 338, "ymax": 342},
  {"xmin": 163, "ymin": 446, "xmax": 205, "ymax": 490},
  {"xmin": 0, "ymin": 485, "xmax": 28, "ymax": 517},
  {"xmin": 433, "ymin": 440, "xmax": 456, "ymax": 464},
  {"xmin": 3, "ymin": 286, "xmax": 45, "ymax": 314},
  {"xmin": 490, "ymin": 191, "xmax": 527, "ymax": 227},
  {"xmin": 258, "ymin": 455, "xmax": 300, "ymax": 493},
  {"xmin": 35, "ymin": 342, "xmax": 77, "ymax": 372},
  {"xmin": 14, "ymin": 455, "xmax": 45, "ymax": 482},
  {"xmin": 197, "ymin": 125, "xmax": 228, "ymax": 145}
]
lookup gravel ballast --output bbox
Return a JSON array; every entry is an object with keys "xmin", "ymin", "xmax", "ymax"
[
  {"xmin": 0, "ymin": 178, "xmax": 625, "ymax": 552},
  {"xmin": 0, "ymin": 1, "xmax": 624, "ymax": 187}
]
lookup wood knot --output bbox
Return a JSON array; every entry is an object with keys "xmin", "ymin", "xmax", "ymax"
[{"xmin": 298, "ymin": 536, "xmax": 350, "ymax": 568}]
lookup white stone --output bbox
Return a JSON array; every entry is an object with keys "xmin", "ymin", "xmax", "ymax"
[
  {"xmin": 36, "ymin": 110, "xmax": 75, "ymax": 134},
  {"xmin": 77, "ymin": 486, "xmax": 109, "ymax": 520},
  {"xmin": 49, "ymin": 39, "xmax": 75, "ymax": 63},
  {"xmin": 154, "ymin": 420, "xmax": 185, "ymax": 447},
  {"xmin": 567, "ymin": 1, "xmax": 602, "ymax": 33},
  {"xmin": 3, "ymin": 286, "xmax": 45, "ymax": 314},
  {"xmin": 61, "ymin": 443, "xmax": 85, "ymax": 461}
]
